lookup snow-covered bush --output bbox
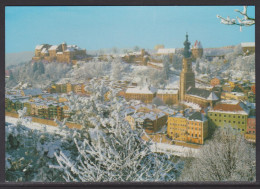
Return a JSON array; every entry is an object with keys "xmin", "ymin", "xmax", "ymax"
[
  {"xmin": 51, "ymin": 82, "xmax": 183, "ymax": 181},
  {"xmin": 5, "ymin": 119, "xmax": 83, "ymax": 182},
  {"xmin": 179, "ymin": 126, "xmax": 256, "ymax": 181},
  {"xmin": 53, "ymin": 104, "xmax": 183, "ymax": 182}
]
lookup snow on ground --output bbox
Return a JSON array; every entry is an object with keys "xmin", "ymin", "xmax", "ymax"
[
  {"xmin": 130, "ymin": 65, "xmax": 149, "ymax": 72},
  {"xmin": 181, "ymin": 101, "xmax": 201, "ymax": 110},
  {"xmin": 5, "ymin": 116, "xmax": 70, "ymax": 137},
  {"xmin": 165, "ymin": 75, "xmax": 180, "ymax": 89},
  {"xmin": 150, "ymin": 142, "xmax": 199, "ymax": 157},
  {"xmin": 6, "ymin": 116, "xmax": 199, "ymax": 157}
]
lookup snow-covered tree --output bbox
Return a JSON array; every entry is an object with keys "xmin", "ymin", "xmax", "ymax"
[
  {"xmin": 111, "ymin": 58, "xmax": 125, "ymax": 80},
  {"xmin": 217, "ymin": 6, "xmax": 255, "ymax": 31},
  {"xmin": 179, "ymin": 126, "xmax": 256, "ymax": 181},
  {"xmin": 172, "ymin": 54, "xmax": 183, "ymax": 70},
  {"xmin": 195, "ymin": 59, "xmax": 200, "ymax": 73},
  {"xmin": 53, "ymin": 101, "xmax": 183, "ymax": 182},
  {"xmin": 133, "ymin": 46, "xmax": 140, "ymax": 52},
  {"xmin": 51, "ymin": 81, "xmax": 183, "ymax": 182},
  {"xmin": 152, "ymin": 97, "xmax": 164, "ymax": 106},
  {"xmin": 163, "ymin": 56, "xmax": 171, "ymax": 80},
  {"xmin": 5, "ymin": 118, "xmax": 83, "ymax": 182}
]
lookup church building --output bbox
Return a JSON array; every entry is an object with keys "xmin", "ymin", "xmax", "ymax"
[{"xmin": 179, "ymin": 34, "xmax": 219, "ymax": 108}]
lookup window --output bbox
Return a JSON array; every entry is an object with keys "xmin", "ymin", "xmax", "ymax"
[
  {"xmin": 242, "ymin": 116, "xmax": 244, "ymax": 118},
  {"xmin": 242, "ymin": 122, "xmax": 244, "ymax": 124},
  {"xmin": 219, "ymin": 120, "xmax": 221, "ymax": 122},
  {"xmin": 238, "ymin": 116, "xmax": 240, "ymax": 118},
  {"xmin": 229, "ymin": 115, "xmax": 231, "ymax": 117},
  {"xmin": 233, "ymin": 121, "xmax": 235, "ymax": 123},
  {"xmin": 238, "ymin": 128, "xmax": 240, "ymax": 131},
  {"xmin": 242, "ymin": 129, "xmax": 244, "ymax": 131},
  {"xmin": 215, "ymin": 114, "xmax": 217, "ymax": 116},
  {"xmin": 233, "ymin": 115, "xmax": 235, "ymax": 118},
  {"xmin": 224, "ymin": 120, "xmax": 226, "ymax": 122},
  {"xmin": 238, "ymin": 122, "xmax": 240, "ymax": 124},
  {"xmin": 215, "ymin": 119, "xmax": 217, "ymax": 121},
  {"xmin": 219, "ymin": 114, "xmax": 221, "ymax": 117},
  {"xmin": 229, "ymin": 121, "xmax": 231, "ymax": 123},
  {"xmin": 224, "ymin": 115, "xmax": 226, "ymax": 117},
  {"xmin": 210, "ymin": 113, "xmax": 212, "ymax": 116},
  {"xmin": 195, "ymin": 134, "xmax": 197, "ymax": 137}
]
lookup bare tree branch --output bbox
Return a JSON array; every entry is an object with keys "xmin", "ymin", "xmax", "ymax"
[{"xmin": 217, "ymin": 6, "xmax": 255, "ymax": 31}]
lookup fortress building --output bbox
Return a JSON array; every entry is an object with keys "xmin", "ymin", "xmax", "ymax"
[
  {"xmin": 32, "ymin": 42, "xmax": 87, "ymax": 64},
  {"xmin": 191, "ymin": 40, "xmax": 203, "ymax": 59},
  {"xmin": 179, "ymin": 34, "xmax": 195, "ymax": 101}
]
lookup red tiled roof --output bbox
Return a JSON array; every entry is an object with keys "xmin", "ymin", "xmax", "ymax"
[{"xmin": 213, "ymin": 103, "xmax": 243, "ymax": 112}]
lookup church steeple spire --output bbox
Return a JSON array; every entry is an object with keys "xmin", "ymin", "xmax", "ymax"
[
  {"xmin": 179, "ymin": 33, "xmax": 195, "ymax": 101},
  {"xmin": 183, "ymin": 33, "xmax": 191, "ymax": 58}
]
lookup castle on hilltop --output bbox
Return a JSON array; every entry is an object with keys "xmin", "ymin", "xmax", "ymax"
[{"xmin": 32, "ymin": 42, "xmax": 87, "ymax": 64}]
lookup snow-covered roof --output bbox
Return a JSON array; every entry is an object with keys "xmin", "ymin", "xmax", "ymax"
[
  {"xmin": 125, "ymin": 108, "xmax": 135, "ymax": 115},
  {"xmin": 41, "ymin": 48, "xmax": 48, "ymax": 54},
  {"xmin": 207, "ymin": 92, "xmax": 219, "ymax": 100},
  {"xmin": 188, "ymin": 112, "xmax": 207, "ymax": 122},
  {"xmin": 230, "ymin": 92, "xmax": 245, "ymax": 97},
  {"xmin": 35, "ymin": 45, "xmax": 44, "ymax": 50},
  {"xmin": 186, "ymin": 87, "xmax": 218, "ymax": 101},
  {"xmin": 157, "ymin": 48, "xmax": 176, "ymax": 54},
  {"xmin": 221, "ymin": 100, "xmax": 240, "ymax": 105},
  {"xmin": 125, "ymin": 86, "xmax": 157, "ymax": 94},
  {"xmin": 170, "ymin": 112, "xmax": 185, "ymax": 118},
  {"xmin": 65, "ymin": 47, "xmax": 75, "ymax": 52},
  {"xmin": 157, "ymin": 89, "xmax": 178, "ymax": 95},
  {"xmin": 131, "ymin": 111, "xmax": 166, "ymax": 121},
  {"xmin": 57, "ymin": 52, "xmax": 63, "ymax": 55},
  {"xmin": 241, "ymin": 42, "xmax": 255, "ymax": 48},
  {"xmin": 209, "ymin": 101, "xmax": 249, "ymax": 115},
  {"xmin": 148, "ymin": 62, "xmax": 164, "ymax": 67},
  {"xmin": 181, "ymin": 101, "xmax": 201, "ymax": 110},
  {"xmin": 49, "ymin": 45, "xmax": 59, "ymax": 50},
  {"xmin": 128, "ymin": 51, "xmax": 142, "ymax": 56}
]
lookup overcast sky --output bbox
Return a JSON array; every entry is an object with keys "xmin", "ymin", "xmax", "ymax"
[{"xmin": 5, "ymin": 6, "xmax": 255, "ymax": 53}]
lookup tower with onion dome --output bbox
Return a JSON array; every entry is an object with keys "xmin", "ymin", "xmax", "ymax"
[{"xmin": 179, "ymin": 34, "xmax": 195, "ymax": 101}]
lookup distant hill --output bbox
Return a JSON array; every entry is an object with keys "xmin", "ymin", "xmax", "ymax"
[{"xmin": 5, "ymin": 51, "xmax": 34, "ymax": 67}]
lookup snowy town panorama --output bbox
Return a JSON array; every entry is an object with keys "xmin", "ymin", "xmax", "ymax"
[{"xmin": 5, "ymin": 6, "xmax": 255, "ymax": 182}]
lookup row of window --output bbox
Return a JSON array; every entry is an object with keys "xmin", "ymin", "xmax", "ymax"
[
  {"xmin": 188, "ymin": 127, "xmax": 201, "ymax": 131},
  {"xmin": 190, "ymin": 134, "xmax": 201, "ymax": 138},
  {"xmin": 223, "ymin": 127, "xmax": 245, "ymax": 132},
  {"xmin": 210, "ymin": 113, "xmax": 245, "ymax": 119},
  {"xmin": 214, "ymin": 119, "xmax": 245, "ymax": 124}
]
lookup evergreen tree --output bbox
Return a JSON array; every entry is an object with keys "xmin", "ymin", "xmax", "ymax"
[
  {"xmin": 163, "ymin": 56, "xmax": 171, "ymax": 80},
  {"xmin": 38, "ymin": 62, "xmax": 45, "ymax": 74},
  {"xmin": 32, "ymin": 62, "xmax": 38, "ymax": 73}
]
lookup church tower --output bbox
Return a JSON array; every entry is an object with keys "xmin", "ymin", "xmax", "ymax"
[{"xmin": 179, "ymin": 34, "xmax": 195, "ymax": 101}]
